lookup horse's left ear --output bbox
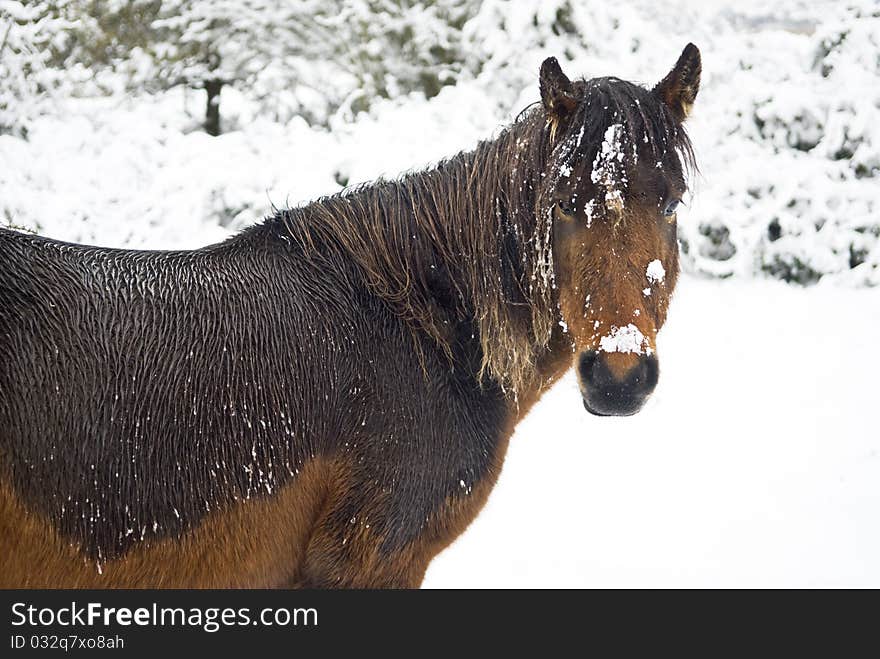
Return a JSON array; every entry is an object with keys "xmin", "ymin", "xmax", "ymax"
[
  {"xmin": 653, "ymin": 43, "xmax": 701, "ymax": 122},
  {"xmin": 540, "ymin": 57, "xmax": 577, "ymax": 120}
]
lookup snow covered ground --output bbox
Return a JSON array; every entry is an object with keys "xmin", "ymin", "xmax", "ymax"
[{"xmin": 425, "ymin": 276, "xmax": 880, "ymax": 588}]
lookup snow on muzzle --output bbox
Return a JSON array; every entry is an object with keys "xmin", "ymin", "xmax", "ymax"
[{"xmin": 576, "ymin": 323, "xmax": 659, "ymax": 417}]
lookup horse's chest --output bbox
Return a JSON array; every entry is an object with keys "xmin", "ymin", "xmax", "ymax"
[{"xmin": 334, "ymin": 373, "xmax": 510, "ymax": 553}]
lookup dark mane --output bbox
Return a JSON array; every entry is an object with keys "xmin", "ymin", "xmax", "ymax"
[
  {"xmin": 552, "ymin": 76, "xmax": 697, "ymax": 177},
  {"xmin": 266, "ymin": 77, "xmax": 695, "ymax": 395}
]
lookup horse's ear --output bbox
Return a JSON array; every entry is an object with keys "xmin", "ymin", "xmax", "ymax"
[
  {"xmin": 539, "ymin": 57, "xmax": 577, "ymax": 120},
  {"xmin": 653, "ymin": 43, "xmax": 701, "ymax": 122}
]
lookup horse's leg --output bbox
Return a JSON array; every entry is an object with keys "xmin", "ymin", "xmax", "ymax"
[
  {"xmin": 292, "ymin": 479, "xmax": 430, "ymax": 589},
  {"xmin": 296, "ymin": 533, "xmax": 429, "ymax": 589},
  {"xmin": 293, "ymin": 461, "xmax": 503, "ymax": 589}
]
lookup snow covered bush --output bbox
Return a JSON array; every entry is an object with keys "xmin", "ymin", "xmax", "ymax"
[
  {"xmin": 681, "ymin": 1, "xmax": 880, "ymax": 286},
  {"xmin": 0, "ymin": 1, "xmax": 71, "ymax": 136},
  {"xmin": 316, "ymin": 0, "xmax": 480, "ymax": 121}
]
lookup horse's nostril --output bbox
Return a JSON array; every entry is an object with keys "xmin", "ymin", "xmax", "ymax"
[
  {"xmin": 579, "ymin": 351, "xmax": 658, "ymax": 416},
  {"xmin": 578, "ymin": 350, "xmax": 600, "ymax": 381}
]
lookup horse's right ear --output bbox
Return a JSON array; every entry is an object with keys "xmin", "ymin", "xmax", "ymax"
[{"xmin": 540, "ymin": 57, "xmax": 577, "ymax": 122}]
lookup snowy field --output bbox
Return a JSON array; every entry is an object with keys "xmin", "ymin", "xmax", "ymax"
[
  {"xmin": 425, "ymin": 277, "xmax": 880, "ymax": 588},
  {"xmin": 1, "ymin": 0, "xmax": 878, "ymax": 588}
]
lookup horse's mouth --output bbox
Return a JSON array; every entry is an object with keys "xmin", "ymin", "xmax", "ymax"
[
  {"xmin": 582, "ymin": 396, "xmax": 643, "ymax": 417},
  {"xmin": 583, "ymin": 398, "xmax": 610, "ymax": 416}
]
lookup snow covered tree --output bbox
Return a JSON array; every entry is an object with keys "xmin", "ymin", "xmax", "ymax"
[
  {"xmin": 0, "ymin": 1, "xmax": 72, "ymax": 136},
  {"xmin": 3, "ymin": 0, "xmax": 482, "ymax": 135},
  {"xmin": 59, "ymin": 1, "xmax": 162, "ymax": 84},
  {"xmin": 148, "ymin": 0, "xmax": 480, "ymax": 134},
  {"xmin": 319, "ymin": 0, "xmax": 480, "ymax": 117},
  {"xmin": 147, "ymin": 0, "xmax": 339, "ymax": 135}
]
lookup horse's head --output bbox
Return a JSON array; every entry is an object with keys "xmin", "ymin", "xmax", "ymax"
[{"xmin": 539, "ymin": 45, "xmax": 700, "ymax": 416}]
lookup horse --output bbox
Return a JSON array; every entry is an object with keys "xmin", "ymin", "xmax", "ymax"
[{"xmin": 0, "ymin": 44, "xmax": 700, "ymax": 588}]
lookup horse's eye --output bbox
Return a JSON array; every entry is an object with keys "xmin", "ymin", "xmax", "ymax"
[
  {"xmin": 556, "ymin": 200, "xmax": 576, "ymax": 217},
  {"xmin": 663, "ymin": 199, "xmax": 681, "ymax": 217}
]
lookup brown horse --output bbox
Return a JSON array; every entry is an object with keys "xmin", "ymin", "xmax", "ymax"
[{"xmin": 0, "ymin": 45, "xmax": 700, "ymax": 588}]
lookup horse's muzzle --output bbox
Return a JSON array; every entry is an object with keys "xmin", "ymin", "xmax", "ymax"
[{"xmin": 578, "ymin": 350, "xmax": 659, "ymax": 417}]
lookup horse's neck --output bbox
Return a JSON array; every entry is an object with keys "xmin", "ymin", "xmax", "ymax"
[{"xmin": 278, "ymin": 113, "xmax": 563, "ymax": 405}]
